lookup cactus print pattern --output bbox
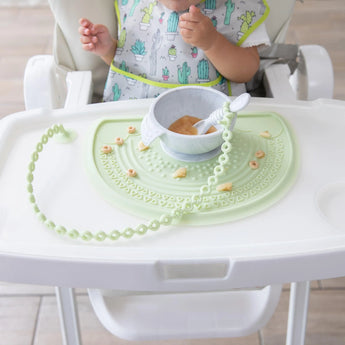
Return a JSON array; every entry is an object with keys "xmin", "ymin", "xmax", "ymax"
[{"xmin": 103, "ymin": 0, "xmax": 269, "ymax": 101}]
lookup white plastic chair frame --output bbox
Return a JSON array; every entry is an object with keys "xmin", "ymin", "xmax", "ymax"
[{"xmin": 23, "ymin": 0, "xmax": 333, "ymax": 344}]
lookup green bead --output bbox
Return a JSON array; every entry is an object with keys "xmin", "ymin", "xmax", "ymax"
[
  {"xmin": 56, "ymin": 226, "xmax": 67, "ymax": 236},
  {"xmin": 28, "ymin": 162, "xmax": 35, "ymax": 172},
  {"xmin": 47, "ymin": 128, "xmax": 54, "ymax": 137},
  {"xmin": 159, "ymin": 214, "xmax": 172, "ymax": 225},
  {"xmin": 123, "ymin": 227, "xmax": 135, "ymax": 238},
  {"xmin": 200, "ymin": 185, "xmax": 211, "ymax": 195},
  {"xmin": 221, "ymin": 142, "xmax": 232, "ymax": 153},
  {"xmin": 27, "ymin": 184, "xmax": 33, "ymax": 193},
  {"xmin": 44, "ymin": 220, "xmax": 55, "ymax": 229},
  {"xmin": 207, "ymin": 176, "xmax": 217, "ymax": 186},
  {"xmin": 53, "ymin": 125, "xmax": 60, "ymax": 134},
  {"xmin": 28, "ymin": 194, "xmax": 36, "ymax": 203},
  {"xmin": 222, "ymin": 130, "xmax": 232, "ymax": 141},
  {"xmin": 109, "ymin": 230, "xmax": 121, "ymax": 240},
  {"xmin": 41, "ymin": 134, "xmax": 48, "ymax": 144},
  {"xmin": 36, "ymin": 142, "xmax": 43, "ymax": 152},
  {"xmin": 148, "ymin": 219, "xmax": 160, "ymax": 231},
  {"xmin": 213, "ymin": 165, "xmax": 225, "ymax": 176},
  {"xmin": 135, "ymin": 224, "xmax": 148, "ymax": 235},
  {"xmin": 218, "ymin": 153, "xmax": 229, "ymax": 164},
  {"xmin": 221, "ymin": 118, "xmax": 231, "ymax": 127},
  {"xmin": 31, "ymin": 151, "xmax": 39, "ymax": 162},
  {"xmin": 27, "ymin": 173, "xmax": 34, "ymax": 183},
  {"xmin": 81, "ymin": 231, "xmax": 93, "ymax": 241},
  {"xmin": 68, "ymin": 229, "xmax": 79, "ymax": 239},
  {"xmin": 37, "ymin": 213, "xmax": 47, "ymax": 222},
  {"xmin": 95, "ymin": 231, "xmax": 106, "ymax": 241}
]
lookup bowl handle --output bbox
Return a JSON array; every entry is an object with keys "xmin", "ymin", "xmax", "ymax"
[{"xmin": 141, "ymin": 113, "xmax": 165, "ymax": 146}]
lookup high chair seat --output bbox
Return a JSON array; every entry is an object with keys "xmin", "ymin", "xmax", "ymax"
[{"xmin": 48, "ymin": 0, "xmax": 116, "ymax": 99}]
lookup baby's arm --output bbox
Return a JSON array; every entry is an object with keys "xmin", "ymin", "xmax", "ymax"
[
  {"xmin": 79, "ymin": 18, "xmax": 117, "ymax": 65},
  {"xmin": 179, "ymin": 5, "xmax": 259, "ymax": 83}
]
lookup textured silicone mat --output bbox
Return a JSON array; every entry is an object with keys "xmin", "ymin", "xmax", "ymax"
[{"xmin": 85, "ymin": 112, "xmax": 298, "ymax": 225}]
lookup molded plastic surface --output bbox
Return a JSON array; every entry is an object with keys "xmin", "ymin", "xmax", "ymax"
[
  {"xmin": 24, "ymin": 55, "xmax": 56, "ymax": 109},
  {"xmin": 0, "ymin": 98, "xmax": 345, "ymax": 290},
  {"xmin": 86, "ymin": 111, "xmax": 298, "ymax": 225},
  {"xmin": 290, "ymin": 45, "xmax": 334, "ymax": 100},
  {"xmin": 88, "ymin": 285, "xmax": 282, "ymax": 340}
]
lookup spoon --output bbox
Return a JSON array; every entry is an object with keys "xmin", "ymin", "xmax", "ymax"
[{"xmin": 193, "ymin": 92, "xmax": 251, "ymax": 135}]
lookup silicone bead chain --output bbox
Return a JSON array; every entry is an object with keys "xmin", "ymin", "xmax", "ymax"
[{"xmin": 27, "ymin": 104, "xmax": 234, "ymax": 242}]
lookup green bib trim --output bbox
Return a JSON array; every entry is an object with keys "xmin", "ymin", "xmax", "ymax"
[
  {"xmin": 237, "ymin": 0, "xmax": 270, "ymax": 47},
  {"xmin": 111, "ymin": 61, "xmax": 224, "ymax": 89}
]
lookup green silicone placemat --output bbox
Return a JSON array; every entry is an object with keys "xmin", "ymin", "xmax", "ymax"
[{"xmin": 85, "ymin": 112, "xmax": 298, "ymax": 225}]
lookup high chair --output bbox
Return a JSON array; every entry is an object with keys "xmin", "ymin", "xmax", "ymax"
[{"xmin": 18, "ymin": 1, "xmax": 335, "ymax": 345}]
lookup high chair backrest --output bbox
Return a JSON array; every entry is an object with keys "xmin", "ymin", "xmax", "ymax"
[
  {"xmin": 48, "ymin": 0, "xmax": 296, "ymax": 101},
  {"xmin": 48, "ymin": 0, "xmax": 117, "ymax": 100}
]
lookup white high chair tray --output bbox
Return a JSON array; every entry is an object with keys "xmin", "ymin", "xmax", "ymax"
[{"xmin": 0, "ymin": 97, "xmax": 345, "ymax": 291}]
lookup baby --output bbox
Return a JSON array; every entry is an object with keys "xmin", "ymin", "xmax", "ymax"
[{"xmin": 79, "ymin": 0, "xmax": 270, "ymax": 101}]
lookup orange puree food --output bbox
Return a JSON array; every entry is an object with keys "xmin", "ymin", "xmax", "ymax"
[{"xmin": 168, "ymin": 115, "xmax": 217, "ymax": 135}]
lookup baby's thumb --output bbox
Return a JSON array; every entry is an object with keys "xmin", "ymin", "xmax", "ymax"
[{"xmin": 189, "ymin": 4, "xmax": 201, "ymax": 14}]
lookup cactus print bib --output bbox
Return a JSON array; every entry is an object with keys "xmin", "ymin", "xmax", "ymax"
[{"xmin": 103, "ymin": 0, "xmax": 269, "ymax": 101}]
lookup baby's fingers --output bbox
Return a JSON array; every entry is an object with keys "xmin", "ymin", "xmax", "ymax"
[
  {"xmin": 79, "ymin": 18, "xmax": 99, "ymax": 36},
  {"xmin": 80, "ymin": 35, "xmax": 91, "ymax": 44},
  {"xmin": 81, "ymin": 42, "xmax": 96, "ymax": 52},
  {"xmin": 79, "ymin": 18, "xmax": 92, "ymax": 28},
  {"xmin": 180, "ymin": 5, "xmax": 202, "ymax": 22},
  {"xmin": 80, "ymin": 35, "xmax": 98, "ymax": 50},
  {"xmin": 179, "ymin": 28, "xmax": 194, "ymax": 43},
  {"xmin": 179, "ymin": 20, "xmax": 196, "ymax": 31},
  {"xmin": 79, "ymin": 26, "xmax": 91, "ymax": 36}
]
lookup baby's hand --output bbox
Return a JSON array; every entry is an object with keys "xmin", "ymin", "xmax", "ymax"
[
  {"xmin": 179, "ymin": 5, "xmax": 217, "ymax": 51},
  {"xmin": 79, "ymin": 18, "xmax": 115, "ymax": 57}
]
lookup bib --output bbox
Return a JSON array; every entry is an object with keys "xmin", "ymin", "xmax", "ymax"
[{"xmin": 103, "ymin": 0, "xmax": 269, "ymax": 101}]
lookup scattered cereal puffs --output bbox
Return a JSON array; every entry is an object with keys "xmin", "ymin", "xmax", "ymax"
[
  {"xmin": 114, "ymin": 137, "xmax": 124, "ymax": 145},
  {"xmin": 138, "ymin": 141, "xmax": 149, "ymax": 151},
  {"xmin": 128, "ymin": 126, "xmax": 136, "ymax": 134},
  {"xmin": 101, "ymin": 145, "xmax": 113, "ymax": 154},
  {"xmin": 255, "ymin": 150, "xmax": 265, "ymax": 159},
  {"xmin": 216, "ymin": 182, "xmax": 233, "ymax": 192},
  {"xmin": 260, "ymin": 130, "xmax": 271, "ymax": 139},
  {"xmin": 173, "ymin": 167, "xmax": 187, "ymax": 178},
  {"xmin": 249, "ymin": 160, "xmax": 259, "ymax": 169},
  {"xmin": 127, "ymin": 168, "xmax": 137, "ymax": 177}
]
